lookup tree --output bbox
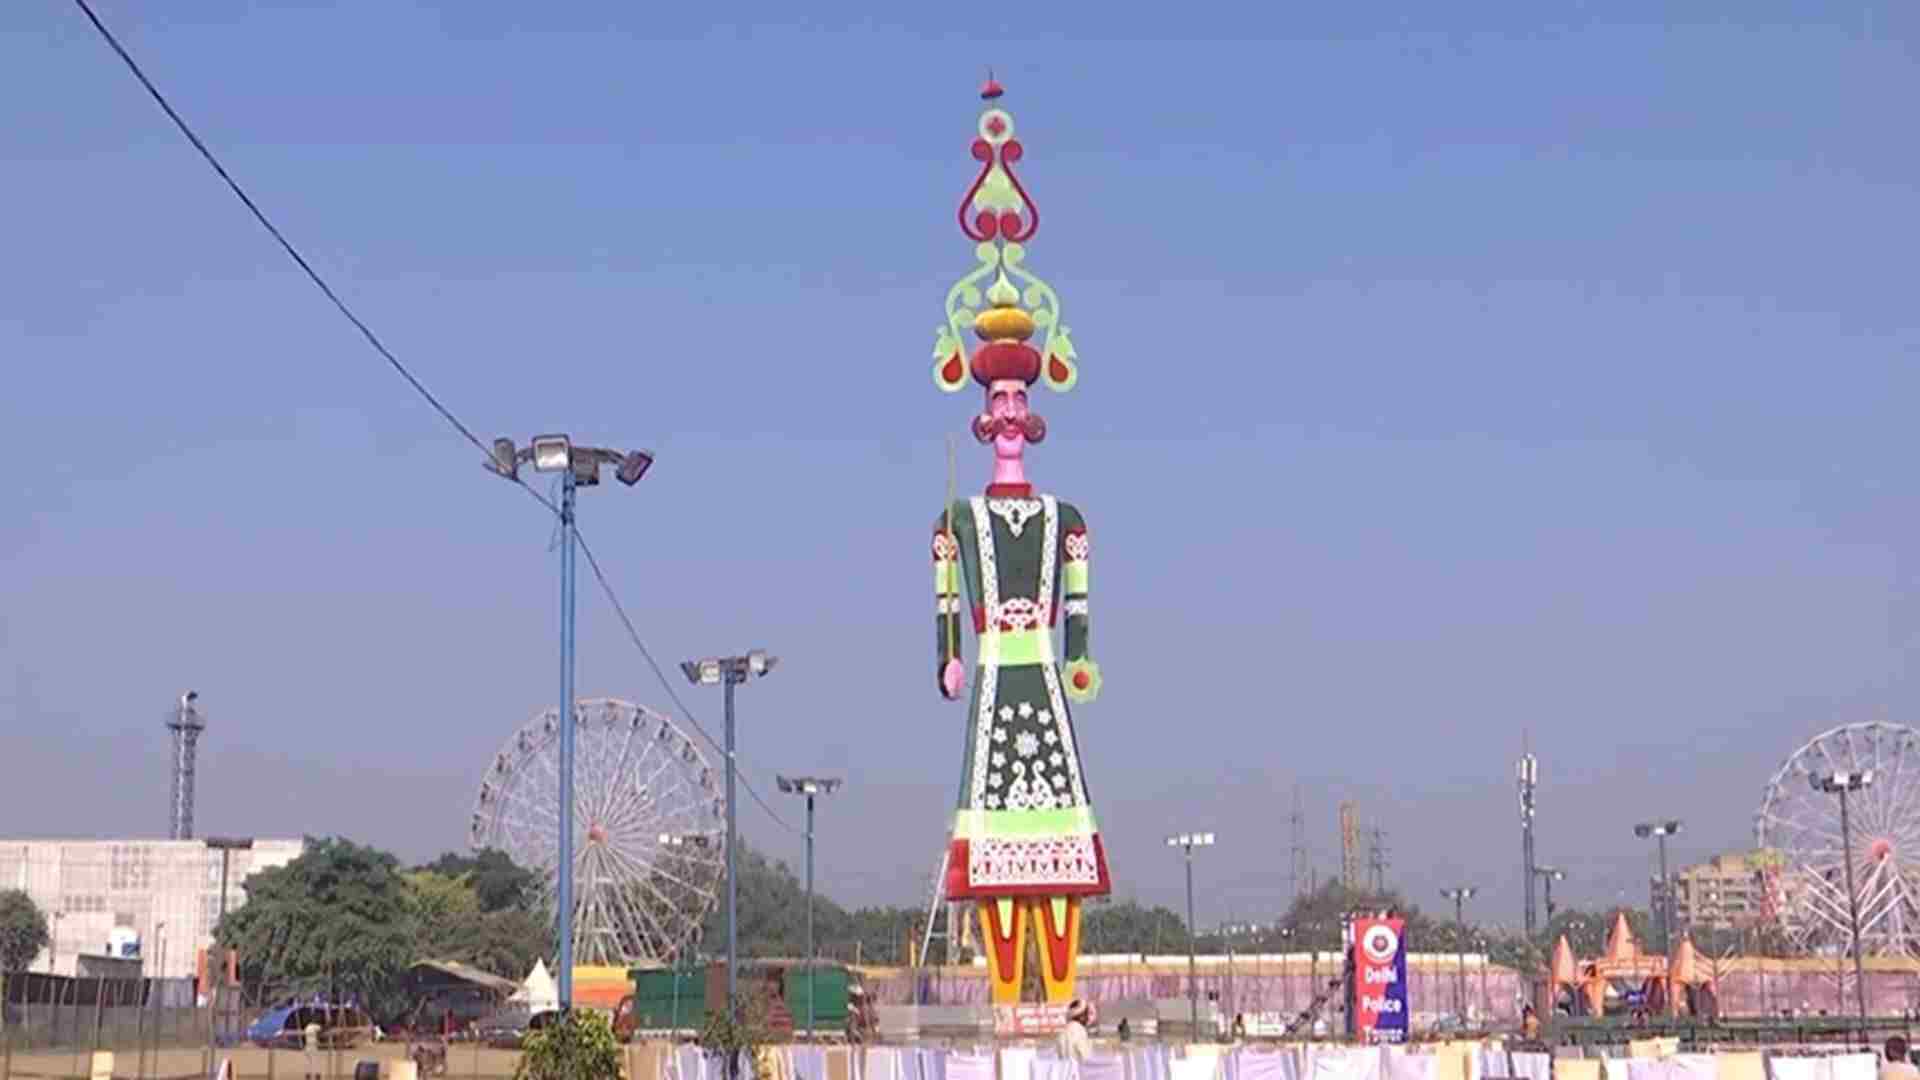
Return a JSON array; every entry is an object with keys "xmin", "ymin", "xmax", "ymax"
[
  {"xmin": 405, "ymin": 868, "xmax": 550, "ymax": 981},
  {"xmin": 517, "ymin": 1008, "xmax": 621, "ymax": 1080},
  {"xmin": 417, "ymin": 849, "xmax": 540, "ymax": 914},
  {"xmin": 1082, "ymin": 900, "xmax": 1190, "ymax": 954},
  {"xmin": 0, "ymin": 890, "xmax": 50, "ymax": 973},
  {"xmin": 216, "ymin": 837, "xmax": 418, "ymax": 1019}
]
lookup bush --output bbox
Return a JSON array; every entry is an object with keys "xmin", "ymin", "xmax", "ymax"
[{"xmin": 515, "ymin": 1010, "xmax": 622, "ymax": 1080}]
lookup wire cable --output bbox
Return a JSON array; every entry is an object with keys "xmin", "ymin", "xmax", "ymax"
[
  {"xmin": 574, "ymin": 532, "xmax": 799, "ymax": 835},
  {"xmin": 71, "ymin": 0, "xmax": 796, "ymax": 836}
]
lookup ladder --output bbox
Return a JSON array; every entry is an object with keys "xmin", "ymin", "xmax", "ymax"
[{"xmin": 917, "ymin": 845, "xmax": 970, "ymax": 967}]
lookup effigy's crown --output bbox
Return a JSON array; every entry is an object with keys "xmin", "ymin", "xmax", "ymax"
[{"xmin": 931, "ymin": 76, "xmax": 1079, "ymax": 395}]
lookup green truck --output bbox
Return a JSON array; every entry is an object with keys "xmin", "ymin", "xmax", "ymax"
[{"xmin": 615, "ymin": 962, "xmax": 873, "ymax": 1040}]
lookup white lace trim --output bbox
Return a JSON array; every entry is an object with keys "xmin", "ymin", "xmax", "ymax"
[
  {"xmin": 1064, "ymin": 598, "xmax": 1088, "ymax": 618},
  {"xmin": 987, "ymin": 498, "xmax": 1044, "ymax": 537},
  {"xmin": 968, "ymin": 835, "xmax": 1101, "ymax": 888}
]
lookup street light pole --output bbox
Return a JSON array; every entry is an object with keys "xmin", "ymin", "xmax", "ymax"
[
  {"xmin": 1166, "ymin": 832, "xmax": 1216, "ymax": 1038},
  {"xmin": 778, "ymin": 776, "xmax": 842, "ymax": 1039},
  {"xmin": 490, "ymin": 434, "xmax": 653, "ymax": 1014},
  {"xmin": 1534, "ymin": 867, "xmax": 1566, "ymax": 925},
  {"xmin": 1815, "ymin": 771, "xmax": 1874, "ymax": 1033},
  {"xmin": 1634, "ymin": 821, "xmax": 1683, "ymax": 954},
  {"xmin": 682, "ymin": 650, "xmax": 778, "ymax": 1037},
  {"xmin": 1440, "ymin": 888, "xmax": 1475, "ymax": 1018}
]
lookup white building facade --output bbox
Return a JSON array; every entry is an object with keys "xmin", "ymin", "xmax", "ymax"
[{"xmin": 0, "ymin": 839, "xmax": 303, "ymax": 979}]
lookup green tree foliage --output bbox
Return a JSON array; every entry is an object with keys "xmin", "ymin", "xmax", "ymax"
[
  {"xmin": 1082, "ymin": 899, "xmax": 1191, "ymax": 954},
  {"xmin": 405, "ymin": 869, "xmax": 552, "ymax": 981},
  {"xmin": 217, "ymin": 838, "xmax": 419, "ymax": 1017},
  {"xmin": 216, "ymin": 840, "xmax": 554, "ymax": 1021},
  {"xmin": 0, "ymin": 889, "xmax": 51, "ymax": 973},
  {"xmin": 698, "ymin": 841, "xmax": 920, "ymax": 964},
  {"xmin": 516, "ymin": 1008, "xmax": 622, "ymax": 1080},
  {"xmin": 417, "ymin": 849, "xmax": 541, "ymax": 913}
]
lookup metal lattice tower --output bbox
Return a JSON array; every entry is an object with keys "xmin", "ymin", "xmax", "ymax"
[
  {"xmin": 1517, "ymin": 742, "xmax": 1539, "ymax": 937},
  {"xmin": 1339, "ymin": 801, "xmax": 1360, "ymax": 890},
  {"xmin": 1289, "ymin": 787, "xmax": 1308, "ymax": 899},
  {"xmin": 165, "ymin": 691, "xmax": 205, "ymax": 841},
  {"xmin": 1367, "ymin": 826, "xmax": 1389, "ymax": 892}
]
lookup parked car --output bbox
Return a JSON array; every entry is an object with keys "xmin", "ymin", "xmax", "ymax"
[
  {"xmin": 247, "ymin": 1003, "xmax": 376, "ymax": 1049},
  {"xmin": 474, "ymin": 1004, "xmax": 559, "ymax": 1050}
]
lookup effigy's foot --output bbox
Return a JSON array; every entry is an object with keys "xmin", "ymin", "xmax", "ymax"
[
  {"xmin": 978, "ymin": 898, "xmax": 1028, "ymax": 1004},
  {"xmin": 1030, "ymin": 896, "xmax": 1082, "ymax": 1003}
]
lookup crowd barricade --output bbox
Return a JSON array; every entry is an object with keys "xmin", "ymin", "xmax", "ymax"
[{"xmin": 622, "ymin": 1040, "xmax": 1894, "ymax": 1080}]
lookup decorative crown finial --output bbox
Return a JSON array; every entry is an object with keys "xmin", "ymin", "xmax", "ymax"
[{"xmin": 929, "ymin": 85, "xmax": 1080, "ymax": 396}]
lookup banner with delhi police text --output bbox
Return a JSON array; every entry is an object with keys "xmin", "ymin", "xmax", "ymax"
[{"xmin": 1352, "ymin": 916, "xmax": 1409, "ymax": 1043}]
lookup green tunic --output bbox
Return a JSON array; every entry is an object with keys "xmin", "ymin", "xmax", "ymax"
[{"xmin": 933, "ymin": 489, "xmax": 1109, "ymax": 898}]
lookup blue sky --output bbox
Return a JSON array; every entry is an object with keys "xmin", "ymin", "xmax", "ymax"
[{"xmin": 3, "ymin": 0, "xmax": 1917, "ymax": 933}]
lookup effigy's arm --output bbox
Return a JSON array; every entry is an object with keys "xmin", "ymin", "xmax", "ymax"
[
  {"xmin": 1059, "ymin": 501, "xmax": 1101, "ymax": 703},
  {"xmin": 933, "ymin": 507, "xmax": 965, "ymax": 697}
]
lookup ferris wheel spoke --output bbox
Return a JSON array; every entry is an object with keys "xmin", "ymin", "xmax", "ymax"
[
  {"xmin": 594, "ymin": 713, "xmax": 647, "ymax": 824},
  {"xmin": 600, "ymin": 843, "xmax": 695, "ymax": 952}
]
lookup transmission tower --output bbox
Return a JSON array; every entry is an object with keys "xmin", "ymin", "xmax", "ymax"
[
  {"xmin": 1367, "ymin": 826, "xmax": 1389, "ymax": 893},
  {"xmin": 1339, "ymin": 802, "xmax": 1360, "ymax": 891},
  {"xmin": 1517, "ymin": 738, "xmax": 1539, "ymax": 937},
  {"xmin": 1289, "ymin": 787, "xmax": 1308, "ymax": 899},
  {"xmin": 165, "ymin": 691, "xmax": 206, "ymax": 841}
]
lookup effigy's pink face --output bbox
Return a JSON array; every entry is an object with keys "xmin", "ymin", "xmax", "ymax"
[{"xmin": 989, "ymin": 380, "xmax": 1029, "ymax": 459}]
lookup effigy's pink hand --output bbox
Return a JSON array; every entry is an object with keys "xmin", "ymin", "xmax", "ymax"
[{"xmin": 941, "ymin": 658, "xmax": 966, "ymax": 700}]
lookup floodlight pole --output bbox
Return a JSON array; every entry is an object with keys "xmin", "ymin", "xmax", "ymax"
[
  {"xmin": 1814, "ymin": 772, "xmax": 1873, "ymax": 1033},
  {"xmin": 557, "ymin": 465, "xmax": 577, "ymax": 1011},
  {"xmin": 487, "ymin": 433, "xmax": 654, "ymax": 1015},
  {"xmin": 1167, "ymin": 833, "xmax": 1214, "ymax": 1038},
  {"xmin": 680, "ymin": 649, "xmax": 777, "ymax": 1061},
  {"xmin": 723, "ymin": 667, "xmax": 737, "ymax": 1024}
]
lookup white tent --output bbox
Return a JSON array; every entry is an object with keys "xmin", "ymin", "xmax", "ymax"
[{"xmin": 513, "ymin": 959, "xmax": 559, "ymax": 1013}]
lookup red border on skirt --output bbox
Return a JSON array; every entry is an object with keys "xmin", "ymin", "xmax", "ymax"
[{"xmin": 942, "ymin": 835, "xmax": 1113, "ymax": 900}]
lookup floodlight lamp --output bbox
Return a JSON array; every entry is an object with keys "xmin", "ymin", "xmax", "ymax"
[
  {"xmin": 1664, "ymin": 820, "xmax": 1682, "ymax": 834},
  {"xmin": 748, "ymin": 650, "xmax": 776, "ymax": 676},
  {"xmin": 571, "ymin": 452, "xmax": 600, "ymax": 486},
  {"xmin": 1634, "ymin": 824, "xmax": 1653, "ymax": 838},
  {"xmin": 615, "ymin": 450, "xmax": 655, "ymax": 487},
  {"xmin": 1197, "ymin": 832, "xmax": 1216, "ymax": 846},
  {"xmin": 530, "ymin": 434, "xmax": 572, "ymax": 472},
  {"xmin": 491, "ymin": 438, "xmax": 518, "ymax": 478},
  {"xmin": 681, "ymin": 659, "xmax": 723, "ymax": 686}
]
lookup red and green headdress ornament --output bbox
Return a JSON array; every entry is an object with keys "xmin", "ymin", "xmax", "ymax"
[{"xmin": 932, "ymin": 77, "xmax": 1080, "ymax": 395}]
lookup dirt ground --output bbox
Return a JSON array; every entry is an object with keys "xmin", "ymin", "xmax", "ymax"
[{"xmin": 2, "ymin": 1041, "xmax": 532, "ymax": 1080}]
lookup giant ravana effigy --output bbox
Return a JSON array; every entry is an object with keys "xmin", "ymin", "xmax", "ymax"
[{"xmin": 930, "ymin": 77, "xmax": 1109, "ymax": 1005}]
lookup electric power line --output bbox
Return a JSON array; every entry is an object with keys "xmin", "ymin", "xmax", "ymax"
[{"xmin": 69, "ymin": 0, "xmax": 797, "ymax": 837}]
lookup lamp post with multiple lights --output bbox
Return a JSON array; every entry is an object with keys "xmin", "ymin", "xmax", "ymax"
[
  {"xmin": 681, "ymin": 650, "xmax": 778, "ymax": 1032},
  {"xmin": 1633, "ymin": 821, "xmax": 1682, "ymax": 953},
  {"xmin": 1167, "ymin": 832, "xmax": 1216, "ymax": 1036},
  {"xmin": 490, "ymin": 433, "xmax": 654, "ymax": 1010},
  {"xmin": 1813, "ymin": 770, "xmax": 1873, "ymax": 1030},
  {"xmin": 1440, "ymin": 887, "xmax": 1476, "ymax": 1017},
  {"xmin": 1534, "ymin": 867, "xmax": 1566, "ymax": 924},
  {"xmin": 777, "ymin": 775, "xmax": 842, "ymax": 1037}
]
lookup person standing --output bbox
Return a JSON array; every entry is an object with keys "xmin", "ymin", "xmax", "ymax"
[
  {"xmin": 1057, "ymin": 1000, "xmax": 1094, "ymax": 1072},
  {"xmin": 1882, "ymin": 1036, "xmax": 1920, "ymax": 1080},
  {"xmin": 302, "ymin": 1015, "xmax": 323, "ymax": 1080}
]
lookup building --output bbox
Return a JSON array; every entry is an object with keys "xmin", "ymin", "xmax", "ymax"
[
  {"xmin": 0, "ymin": 839, "xmax": 303, "ymax": 979},
  {"xmin": 1652, "ymin": 850, "xmax": 1772, "ymax": 932}
]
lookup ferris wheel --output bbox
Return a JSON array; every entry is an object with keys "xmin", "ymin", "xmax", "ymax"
[
  {"xmin": 1755, "ymin": 721, "xmax": 1920, "ymax": 957},
  {"xmin": 470, "ymin": 698, "xmax": 725, "ymax": 966}
]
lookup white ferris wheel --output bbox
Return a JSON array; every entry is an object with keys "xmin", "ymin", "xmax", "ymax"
[
  {"xmin": 470, "ymin": 698, "xmax": 725, "ymax": 966},
  {"xmin": 1754, "ymin": 721, "xmax": 1920, "ymax": 957}
]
